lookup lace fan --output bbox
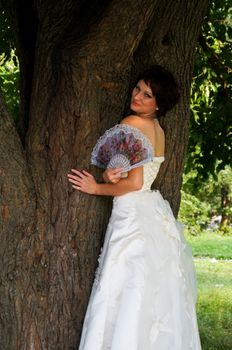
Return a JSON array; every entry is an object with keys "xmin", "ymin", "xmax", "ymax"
[{"xmin": 91, "ymin": 124, "xmax": 154, "ymax": 172}]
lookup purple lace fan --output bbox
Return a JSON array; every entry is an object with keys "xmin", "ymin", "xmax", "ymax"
[{"xmin": 91, "ymin": 124, "xmax": 154, "ymax": 172}]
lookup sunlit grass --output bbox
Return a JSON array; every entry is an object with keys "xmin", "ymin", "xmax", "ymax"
[
  {"xmin": 195, "ymin": 258, "xmax": 232, "ymax": 350},
  {"xmin": 186, "ymin": 231, "xmax": 232, "ymax": 349},
  {"xmin": 186, "ymin": 231, "xmax": 232, "ymax": 260},
  {"xmin": 186, "ymin": 232, "xmax": 232, "ymax": 350}
]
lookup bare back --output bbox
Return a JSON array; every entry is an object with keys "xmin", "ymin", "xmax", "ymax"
[{"xmin": 121, "ymin": 115, "xmax": 165, "ymax": 157}]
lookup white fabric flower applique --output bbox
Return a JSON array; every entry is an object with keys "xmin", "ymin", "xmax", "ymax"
[{"xmin": 150, "ymin": 312, "xmax": 173, "ymax": 344}]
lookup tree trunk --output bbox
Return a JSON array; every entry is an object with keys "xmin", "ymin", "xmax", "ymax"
[
  {"xmin": 0, "ymin": 0, "xmax": 208, "ymax": 348},
  {"xmin": 220, "ymin": 183, "xmax": 231, "ymax": 231}
]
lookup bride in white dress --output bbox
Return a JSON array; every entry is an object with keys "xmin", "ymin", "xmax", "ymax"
[{"xmin": 68, "ymin": 66, "xmax": 201, "ymax": 349}]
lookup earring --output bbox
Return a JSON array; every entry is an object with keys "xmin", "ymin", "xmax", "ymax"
[{"xmin": 156, "ymin": 107, "xmax": 159, "ymax": 110}]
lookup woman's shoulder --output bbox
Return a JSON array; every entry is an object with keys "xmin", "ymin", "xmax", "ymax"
[
  {"xmin": 120, "ymin": 115, "xmax": 165, "ymax": 155},
  {"xmin": 120, "ymin": 115, "xmax": 164, "ymax": 136},
  {"xmin": 120, "ymin": 115, "xmax": 147, "ymax": 131}
]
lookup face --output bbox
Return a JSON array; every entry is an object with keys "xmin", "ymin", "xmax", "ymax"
[{"xmin": 130, "ymin": 80, "xmax": 158, "ymax": 117}]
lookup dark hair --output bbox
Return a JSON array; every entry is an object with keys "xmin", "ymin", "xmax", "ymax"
[{"xmin": 135, "ymin": 65, "xmax": 180, "ymax": 117}]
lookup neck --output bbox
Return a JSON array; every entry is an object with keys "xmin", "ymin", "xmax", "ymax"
[
  {"xmin": 136, "ymin": 114, "xmax": 157, "ymax": 121},
  {"xmin": 137, "ymin": 110, "xmax": 156, "ymax": 117}
]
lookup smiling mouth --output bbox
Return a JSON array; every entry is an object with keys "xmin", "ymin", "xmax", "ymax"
[{"xmin": 131, "ymin": 100, "xmax": 140, "ymax": 106}]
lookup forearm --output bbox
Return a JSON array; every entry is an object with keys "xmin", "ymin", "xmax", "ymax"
[
  {"xmin": 67, "ymin": 168, "xmax": 143, "ymax": 196},
  {"xmin": 95, "ymin": 178, "xmax": 141, "ymax": 196}
]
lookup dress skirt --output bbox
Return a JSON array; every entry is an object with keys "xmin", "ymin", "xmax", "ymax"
[{"xmin": 79, "ymin": 190, "xmax": 201, "ymax": 350}]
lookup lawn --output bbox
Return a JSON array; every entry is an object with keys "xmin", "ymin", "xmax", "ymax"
[
  {"xmin": 186, "ymin": 232, "xmax": 232, "ymax": 350},
  {"xmin": 187, "ymin": 231, "xmax": 232, "ymax": 260}
]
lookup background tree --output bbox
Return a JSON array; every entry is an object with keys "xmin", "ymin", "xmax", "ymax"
[
  {"xmin": 182, "ymin": 0, "xmax": 232, "ymax": 232},
  {"xmin": 186, "ymin": 0, "xmax": 232, "ymax": 178},
  {"xmin": 0, "ymin": 0, "xmax": 208, "ymax": 348}
]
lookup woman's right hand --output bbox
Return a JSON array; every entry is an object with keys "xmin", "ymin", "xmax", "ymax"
[{"xmin": 102, "ymin": 168, "xmax": 124, "ymax": 184}]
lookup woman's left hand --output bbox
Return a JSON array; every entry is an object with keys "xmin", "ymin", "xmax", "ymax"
[{"xmin": 67, "ymin": 169, "xmax": 98, "ymax": 195}]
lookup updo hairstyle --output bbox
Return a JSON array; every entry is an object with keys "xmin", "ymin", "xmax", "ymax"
[{"xmin": 135, "ymin": 65, "xmax": 180, "ymax": 117}]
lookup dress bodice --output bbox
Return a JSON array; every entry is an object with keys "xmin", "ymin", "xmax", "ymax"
[{"xmin": 140, "ymin": 156, "xmax": 165, "ymax": 191}]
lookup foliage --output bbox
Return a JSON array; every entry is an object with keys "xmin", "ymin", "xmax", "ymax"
[
  {"xmin": 0, "ymin": 51, "xmax": 19, "ymax": 121},
  {"xmin": 0, "ymin": 1, "xmax": 231, "ymax": 188},
  {"xmin": 188, "ymin": 166, "xmax": 231, "ymax": 205},
  {"xmin": 181, "ymin": 166, "xmax": 232, "ymax": 232},
  {"xmin": 186, "ymin": 0, "xmax": 232, "ymax": 180},
  {"xmin": 0, "ymin": 2, "xmax": 231, "ymax": 182},
  {"xmin": 0, "ymin": 7, "xmax": 19, "ymax": 121},
  {"xmin": 179, "ymin": 191, "xmax": 211, "ymax": 235},
  {"xmin": 0, "ymin": 8, "xmax": 15, "ymax": 62}
]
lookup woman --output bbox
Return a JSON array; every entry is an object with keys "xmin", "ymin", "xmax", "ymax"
[{"xmin": 68, "ymin": 66, "xmax": 201, "ymax": 349}]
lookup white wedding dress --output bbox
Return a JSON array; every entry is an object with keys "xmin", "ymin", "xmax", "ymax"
[{"xmin": 79, "ymin": 157, "xmax": 201, "ymax": 350}]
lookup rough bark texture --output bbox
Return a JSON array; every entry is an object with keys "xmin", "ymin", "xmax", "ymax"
[{"xmin": 0, "ymin": 0, "xmax": 208, "ymax": 348}]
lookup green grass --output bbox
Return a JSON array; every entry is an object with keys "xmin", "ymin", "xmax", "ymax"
[
  {"xmin": 185, "ymin": 233, "xmax": 232, "ymax": 349},
  {"xmin": 186, "ymin": 231, "xmax": 232, "ymax": 260},
  {"xmin": 195, "ymin": 258, "xmax": 232, "ymax": 350}
]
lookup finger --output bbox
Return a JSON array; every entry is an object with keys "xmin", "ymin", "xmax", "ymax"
[
  {"xmin": 71, "ymin": 169, "xmax": 86, "ymax": 178},
  {"xmin": 67, "ymin": 174, "xmax": 82, "ymax": 181},
  {"xmin": 113, "ymin": 172, "xmax": 122, "ymax": 178},
  {"xmin": 72, "ymin": 185, "xmax": 83, "ymax": 191},
  {"xmin": 113, "ymin": 168, "xmax": 124, "ymax": 174},
  {"xmin": 68, "ymin": 178, "xmax": 83, "ymax": 186},
  {"xmin": 107, "ymin": 167, "xmax": 123, "ymax": 172},
  {"xmin": 115, "ymin": 167, "xmax": 124, "ymax": 172},
  {"xmin": 72, "ymin": 185, "xmax": 90, "ymax": 194},
  {"xmin": 111, "ymin": 179, "xmax": 119, "ymax": 184},
  {"xmin": 109, "ymin": 171, "xmax": 123, "ymax": 179},
  {"xmin": 67, "ymin": 175, "xmax": 81, "ymax": 182},
  {"xmin": 108, "ymin": 175, "xmax": 119, "ymax": 182},
  {"xmin": 82, "ymin": 170, "xmax": 93, "ymax": 178}
]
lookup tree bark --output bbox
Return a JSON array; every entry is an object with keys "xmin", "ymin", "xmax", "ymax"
[
  {"xmin": 0, "ymin": 91, "xmax": 36, "ymax": 348},
  {"xmin": 0, "ymin": 0, "xmax": 208, "ymax": 348},
  {"xmin": 220, "ymin": 183, "xmax": 231, "ymax": 230}
]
